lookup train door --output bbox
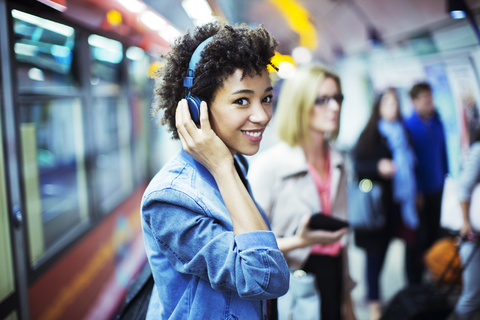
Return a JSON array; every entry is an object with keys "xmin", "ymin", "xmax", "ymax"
[{"xmin": 0, "ymin": 0, "xmax": 30, "ymax": 319}]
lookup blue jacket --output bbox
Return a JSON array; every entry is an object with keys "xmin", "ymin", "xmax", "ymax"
[
  {"xmin": 141, "ymin": 150, "xmax": 290, "ymax": 320},
  {"xmin": 404, "ymin": 110, "xmax": 449, "ymax": 194}
]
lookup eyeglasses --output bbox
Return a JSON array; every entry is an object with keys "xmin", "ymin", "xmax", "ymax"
[{"xmin": 314, "ymin": 94, "xmax": 344, "ymax": 106}]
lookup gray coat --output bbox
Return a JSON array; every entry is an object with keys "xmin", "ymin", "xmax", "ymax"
[{"xmin": 248, "ymin": 142, "xmax": 355, "ymax": 295}]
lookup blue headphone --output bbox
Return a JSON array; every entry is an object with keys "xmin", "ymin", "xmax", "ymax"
[{"xmin": 183, "ymin": 36, "xmax": 214, "ymax": 125}]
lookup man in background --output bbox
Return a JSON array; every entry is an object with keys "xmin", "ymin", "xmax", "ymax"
[{"xmin": 404, "ymin": 82, "xmax": 449, "ymax": 284}]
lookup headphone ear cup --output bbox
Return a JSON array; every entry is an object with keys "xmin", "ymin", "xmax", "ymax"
[{"xmin": 186, "ymin": 95, "xmax": 202, "ymax": 125}]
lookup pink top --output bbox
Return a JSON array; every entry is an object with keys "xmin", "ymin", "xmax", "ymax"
[{"xmin": 307, "ymin": 154, "xmax": 342, "ymax": 257}]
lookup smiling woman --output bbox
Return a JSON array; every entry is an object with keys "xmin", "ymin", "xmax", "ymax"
[
  {"xmin": 208, "ymin": 69, "xmax": 273, "ymax": 155},
  {"xmin": 141, "ymin": 21, "xmax": 289, "ymax": 320}
]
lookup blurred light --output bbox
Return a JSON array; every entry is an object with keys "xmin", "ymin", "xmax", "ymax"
[
  {"xmin": 292, "ymin": 46, "xmax": 312, "ymax": 64},
  {"xmin": 448, "ymin": 0, "xmax": 468, "ymax": 19},
  {"xmin": 148, "ymin": 61, "xmax": 164, "ymax": 78},
  {"xmin": 277, "ymin": 62, "xmax": 296, "ymax": 79},
  {"xmin": 90, "ymin": 77, "xmax": 100, "ymax": 85},
  {"xmin": 88, "ymin": 34, "xmax": 123, "ymax": 51},
  {"xmin": 107, "ymin": 9, "xmax": 123, "ymax": 26},
  {"xmin": 181, "ymin": 0, "xmax": 214, "ymax": 26},
  {"xmin": 12, "ymin": 10, "xmax": 74, "ymax": 37},
  {"xmin": 14, "ymin": 43, "xmax": 37, "ymax": 56},
  {"xmin": 88, "ymin": 35, "xmax": 123, "ymax": 64},
  {"xmin": 450, "ymin": 10, "xmax": 466, "ymax": 19},
  {"xmin": 159, "ymin": 25, "xmax": 183, "ymax": 43},
  {"xmin": 28, "ymin": 68, "xmax": 45, "ymax": 81},
  {"xmin": 359, "ymin": 179, "xmax": 373, "ymax": 193},
  {"xmin": 117, "ymin": 0, "xmax": 146, "ymax": 13},
  {"xmin": 140, "ymin": 10, "xmax": 167, "ymax": 31},
  {"xmin": 268, "ymin": 52, "xmax": 296, "ymax": 73},
  {"xmin": 268, "ymin": 0, "xmax": 317, "ymax": 50},
  {"xmin": 126, "ymin": 46, "xmax": 145, "ymax": 60},
  {"xmin": 51, "ymin": 45, "xmax": 71, "ymax": 58}
]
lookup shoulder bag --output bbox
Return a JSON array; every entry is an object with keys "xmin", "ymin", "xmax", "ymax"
[{"xmin": 347, "ymin": 179, "xmax": 385, "ymax": 231}]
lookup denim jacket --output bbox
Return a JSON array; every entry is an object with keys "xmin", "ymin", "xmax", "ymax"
[{"xmin": 141, "ymin": 150, "xmax": 290, "ymax": 320}]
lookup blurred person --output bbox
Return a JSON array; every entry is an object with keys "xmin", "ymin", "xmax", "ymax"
[
  {"xmin": 352, "ymin": 88, "xmax": 419, "ymax": 320},
  {"xmin": 454, "ymin": 127, "xmax": 480, "ymax": 320},
  {"xmin": 404, "ymin": 82, "xmax": 449, "ymax": 284},
  {"xmin": 141, "ymin": 21, "xmax": 290, "ymax": 320},
  {"xmin": 249, "ymin": 63, "xmax": 356, "ymax": 320}
]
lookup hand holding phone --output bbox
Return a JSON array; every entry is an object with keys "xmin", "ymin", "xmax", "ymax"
[{"xmin": 308, "ymin": 213, "xmax": 349, "ymax": 232}]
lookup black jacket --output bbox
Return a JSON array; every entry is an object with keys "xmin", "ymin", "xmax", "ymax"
[{"xmin": 351, "ymin": 133, "xmax": 399, "ymax": 250}]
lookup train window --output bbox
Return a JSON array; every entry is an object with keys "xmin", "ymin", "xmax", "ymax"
[
  {"xmin": 127, "ymin": 47, "xmax": 150, "ymax": 185},
  {"xmin": 88, "ymin": 34, "xmax": 123, "ymax": 93},
  {"xmin": 12, "ymin": 10, "xmax": 77, "ymax": 92},
  {"xmin": 0, "ymin": 106, "xmax": 15, "ymax": 304},
  {"xmin": 19, "ymin": 98, "xmax": 89, "ymax": 265},
  {"xmin": 92, "ymin": 97, "xmax": 133, "ymax": 214}
]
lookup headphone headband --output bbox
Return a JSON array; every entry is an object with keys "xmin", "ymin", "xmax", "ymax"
[{"xmin": 183, "ymin": 36, "xmax": 214, "ymax": 88}]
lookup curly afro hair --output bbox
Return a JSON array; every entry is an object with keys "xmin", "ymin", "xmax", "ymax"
[{"xmin": 152, "ymin": 20, "xmax": 279, "ymax": 139}]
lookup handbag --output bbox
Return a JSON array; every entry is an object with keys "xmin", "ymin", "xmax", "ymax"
[
  {"xmin": 116, "ymin": 262, "xmax": 154, "ymax": 320},
  {"xmin": 424, "ymin": 236, "xmax": 462, "ymax": 284},
  {"xmin": 277, "ymin": 270, "xmax": 321, "ymax": 320},
  {"xmin": 440, "ymin": 176, "xmax": 480, "ymax": 232},
  {"xmin": 347, "ymin": 179, "xmax": 385, "ymax": 231}
]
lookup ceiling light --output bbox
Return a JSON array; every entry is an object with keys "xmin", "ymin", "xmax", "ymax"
[
  {"xmin": 117, "ymin": 0, "xmax": 146, "ymax": 13},
  {"xmin": 181, "ymin": 0, "xmax": 214, "ymax": 26},
  {"xmin": 141, "ymin": 10, "xmax": 167, "ymax": 31},
  {"xmin": 292, "ymin": 46, "xmax": 312, "ymax": 65},
  {"xmin": 447, "ymin": 0, "xmax": 467, "ymax": 19},
  {"xmin": 277, "ymin": 62, "xmax": 296, "ymax": 79},
  {"xmin": 450, "ymin": 10, "xmax": 466, "ymax": 19},
  {"xmin": 159, "ymin": 25, "xmax": 183, "ymax": 44}
]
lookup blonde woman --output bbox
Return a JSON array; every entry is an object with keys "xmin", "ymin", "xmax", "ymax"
[{"xmin": 249, "ymin": 63, "xmax": 356, "ymax": 320}]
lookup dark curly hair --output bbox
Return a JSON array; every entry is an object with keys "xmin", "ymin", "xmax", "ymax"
[{"xmin": 152, "ymin": 21, "xmax": 279, "ymax": 139}]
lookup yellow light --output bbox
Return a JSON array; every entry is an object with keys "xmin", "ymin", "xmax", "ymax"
[
  {"xmin": 107, "ymin": 10, "xmax": 123, "ymax": 27},
  {"xmin": 268, "ymin": 52, "xmax": 296, "ymax": 72},
  {"xmin": 268, "ymin": 0, "xmax": 318, "ymax": 50},
  {"xmin": 148, "ymin": 61, "xmax": 164, "ymax": 78}
]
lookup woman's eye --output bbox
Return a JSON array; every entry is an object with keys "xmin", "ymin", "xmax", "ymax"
[
  {"xmin": 234, "ymin": 98, "xmax": 249, "ymax": 106},
  {"xmin": 263, "ymin": 95, "xmax": 273, "ymax": 103}
]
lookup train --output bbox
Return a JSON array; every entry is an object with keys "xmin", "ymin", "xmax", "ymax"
[
  {"xmin": 0, "ymin": 0, "xmax": 179, "ymax": 319},
  {"xmin": 1, "ymin": 0, "xmax": 480, "ymax": 319}
]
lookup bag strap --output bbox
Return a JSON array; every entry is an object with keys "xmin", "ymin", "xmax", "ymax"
[{"xmin": 116, "ymin": 262, "xmax": 154, "ymax": 319}]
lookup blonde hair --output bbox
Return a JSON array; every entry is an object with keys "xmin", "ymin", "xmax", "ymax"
[{"xmin": 275, "ymin": 63, "xmax": 342, "ymax": 146}]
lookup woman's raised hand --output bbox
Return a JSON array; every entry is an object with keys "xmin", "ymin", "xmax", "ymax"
[
  {"xmin": 296, "ymin": 214, "xmax": 348, "ymax": 246},
  {"xmin": 175, "ymin": 99, "xmax": 233, "ymax": 175}
]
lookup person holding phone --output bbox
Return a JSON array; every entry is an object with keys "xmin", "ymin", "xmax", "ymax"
[
  {"xmin": 249, "ymin": 63, "xmax": 356, "ymax": 320},
  {"xmin": 141, "ymin": 21, "xmax": 289, "ymax": 319}
]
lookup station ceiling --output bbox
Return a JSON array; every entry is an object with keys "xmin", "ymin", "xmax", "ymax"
[{"xmin": 145, "ymin": 0, "xmax": 480, "ymax": 63}]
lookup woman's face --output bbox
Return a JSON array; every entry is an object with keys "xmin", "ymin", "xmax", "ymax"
[
  {"xmin": 308, "ymin": 77, "xmax": 342, "ymax": 135},
  {"xmin": 379, "ymin": 90, "xmax": 399, "ymax": 122},
  {"xmin": 209, "ymin": 68, "xmax": 273, "ymax": 156}
]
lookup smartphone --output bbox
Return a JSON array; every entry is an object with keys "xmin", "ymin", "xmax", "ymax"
[{"xmin": 308, "ymin": 213, "xmax": 349, "ymax": 231}]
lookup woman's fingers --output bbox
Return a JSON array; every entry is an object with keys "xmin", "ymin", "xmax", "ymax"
[
  {"xmin": 176, "ymin": 100, "xmax": 195, "ymax": 148},
  {"xmin": 199, "ymin": 101, "xmax": 211, "ymax": 131}
]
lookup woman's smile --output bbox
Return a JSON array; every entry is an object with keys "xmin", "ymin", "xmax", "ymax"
[{"xmin": 209, "ymin": 68, "xmax": 273, "ymax": 155}]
